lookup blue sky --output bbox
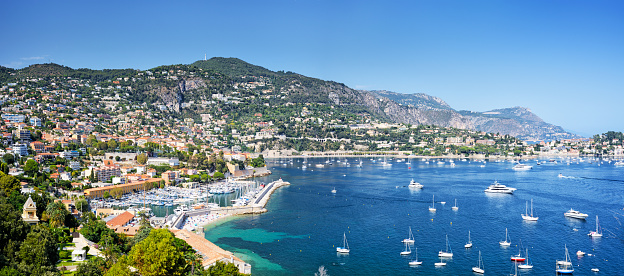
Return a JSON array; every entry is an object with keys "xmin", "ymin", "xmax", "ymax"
[{"xmin": 1, "ymin": 0, "xmax": 622, "ymax": 136}]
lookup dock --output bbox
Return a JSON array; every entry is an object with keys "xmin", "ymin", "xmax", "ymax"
[{"xmin": 171, "ymin": 178, "xmax": 290, "ymax": 230}]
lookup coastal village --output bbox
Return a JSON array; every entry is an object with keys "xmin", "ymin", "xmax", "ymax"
[{"xmin": 1, "ymin": 65, "xmax": 623, "ymax": 275}]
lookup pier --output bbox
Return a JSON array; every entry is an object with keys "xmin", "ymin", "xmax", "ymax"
[{"xmin": 171, "ymin": 178, "xmax": 290, "ymax": 230}]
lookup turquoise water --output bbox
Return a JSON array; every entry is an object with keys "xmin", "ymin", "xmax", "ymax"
[{"xmin": 204, "ymin": 158, "xmax": 624, "ymax": 275}]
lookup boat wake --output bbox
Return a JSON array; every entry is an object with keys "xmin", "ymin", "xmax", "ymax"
[{"xmin": 577, "ymin": 176, "xmax": 624, "ymax": 183}]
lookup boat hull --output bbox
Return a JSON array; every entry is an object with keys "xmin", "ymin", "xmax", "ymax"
[{"xmin": 472, "ymin": 267, "xmax": 484, "ymax": 274}]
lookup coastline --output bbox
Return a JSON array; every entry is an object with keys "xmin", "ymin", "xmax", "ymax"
[{"xmin": 259, "ymin": 150, "xmax": 594, "ymax": 160}]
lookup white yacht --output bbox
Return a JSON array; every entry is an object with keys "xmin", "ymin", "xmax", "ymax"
[
  {"xmin": 408, "ymin": 179, "xmax": 423, "ymax": 189},
  {"xmin": 512, "ymin": 163, "xmax": 533, "ymax": 171},
  {"xmin": 564, "ymin": 209, "xmax": 588, "ymax": 219},
  {"xmin": 484, "ymin": 181, "xmax": 517, "ymax": 194}
]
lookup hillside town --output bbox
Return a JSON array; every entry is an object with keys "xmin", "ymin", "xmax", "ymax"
[{"xmin": 1, "ymin": 64, "xmax": 623, "ymax": 276}]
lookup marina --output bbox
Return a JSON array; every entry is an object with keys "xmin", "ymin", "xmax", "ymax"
[{"xmin": 204, "ymin": 157, "xmax": 623, "ymax": 275}]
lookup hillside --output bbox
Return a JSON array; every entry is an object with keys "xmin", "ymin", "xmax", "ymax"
[{"xmin": 5, "ymin": 58, "xmax": 580, "ymax": 141}]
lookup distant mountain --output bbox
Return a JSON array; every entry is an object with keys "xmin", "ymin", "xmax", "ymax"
[
  {"xmin": 190, "ymin": 58, "xmax": 579, "ymax": 140},
  {"xmin": 5, "ymin": 58, "xmax": 579, "ymax": 141}
]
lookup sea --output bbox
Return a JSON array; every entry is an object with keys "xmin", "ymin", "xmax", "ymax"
[{"xmin": 203, "ymin": 157, "xmax": 624, "ymax": 275}]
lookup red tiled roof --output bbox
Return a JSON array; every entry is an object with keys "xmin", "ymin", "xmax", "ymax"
[{"xmin": 106, "ymin": 211, "xmax": 134, "ymax": 227}]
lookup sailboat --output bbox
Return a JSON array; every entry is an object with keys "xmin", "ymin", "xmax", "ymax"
[
  {"xmin": 434, "ymin": 257, "xmax": 447, "ymax": 266},
  {"xmin": 509, "ymin": 260, "xmax": 519, "ymax": 276},
  {"xmin": 331, "ymin": 187, "xmax": 337, "ymax": 194},
  {"xmin": 556, "ymin": 245, "xmax": 574, "ymax": 274},
  {"xmin": 336, "ymin": 232, "xmax": 350, "ymax": 253},
  {"xmin": 429, "ymin": 195, "xmax": 436, "ymax": 212},
  {"xmin": 472, "ymin": 250, "xmax": 485, "ymax": 274},
  {"xmin": 402, "ymin": 227, "xmax": 415, "ymax": 244},
  {"xmin": 464, "ymin": 231, "xmax": 473, "ymax": 248},
  {"xmin": 510, "ymin": 247, "xmax": 526, "ymax": 262},
  {"xmin": 381, "ymin": 156, "xmax": 392, "ymax": 167},
  {"xmin": 588, "ymin": 215, "xmax": 603, "ymax": 237},
  {"xmin": 521, "ymin": 199, "xmax": 538, "ymax": 221},
  {"xmin": 451, "ymin": 199, "xmax": 458, "ymax": 211},
  {"xmin": 438, "ymin": 235, "xmax": 453, "ymax": 257},
  {"xmin": 518, "ymin": 248, "xmax": 533, "ymax": 269},
  {"xmin": 499, "ymin": 228, "xmax": 511, "ymax": 246},
  {"xmin": 400, "ymin": 242, "xmax": 411, "ymax": 255},
  {"xmin": 408, "ymin": 248, "xmax": 422, "ymax": 266}
]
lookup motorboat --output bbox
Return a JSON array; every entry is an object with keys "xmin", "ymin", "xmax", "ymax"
[
  {"xmin": 512, "ymin": 163, "xmax": 533, "ymax": 171},
  {"xmin": 408, "ymin": 179, "xmax": 423, "ymax": 189},
  {"xmin": 484, "ymin": 181, "xmax": 517, "ymax": 194},
  {"xmin": 564, "ymin": 209, "xmax": 588, "ymax": 219}
]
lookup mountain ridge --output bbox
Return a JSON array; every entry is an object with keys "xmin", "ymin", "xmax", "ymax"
[{"xmin": 5, "ymin": 58, "xmax": 580, "ymax": 140}]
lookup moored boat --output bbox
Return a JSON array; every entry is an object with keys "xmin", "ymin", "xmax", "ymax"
[{"xmin": 564, "ymin": 208, "xmax": 588, "ymax": 219}]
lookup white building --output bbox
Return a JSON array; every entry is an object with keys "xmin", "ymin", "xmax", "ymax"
[
  {"xmin": 12, "ymin": 143, "xmax": 28, "ymax": 157},
  {"xmin": 146, "ymin": 157, "xmax": 179, "ymax": 166},
  {"xmin": 69, "ymin": 161, "xmax": 81, "ymax": 171}
]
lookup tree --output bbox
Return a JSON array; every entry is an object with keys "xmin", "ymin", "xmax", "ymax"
[
  {"xmin": 86, "ymin": 135, "xmax": 98, "ymax": 147},
  {"xmin": 206, "ymin": 261, "xmax": 247, "ymax": 276},
  {"xmin": 0, "ymin": 163, "xmax": 8, "ymax": 174},
  {"xmin": 123, "ymin": 229, "xmax": 187, "ymax": 276},
  {"xmin": 0, "ymin": 172, "xmax": 21, "ymax": 196},
  {"xmin": 107, "ymin": 139, "xmax": 118, "ymax": 151},
  {"xmin": 0, "ymin": 203, "xmax": 30, "ymax": 269},
  {"xmin": 137, "ymin": 153, "xmax": 148, "ymax": 165},
  {"xmin": 2, "ymin": 154, "xmax": 15, "ymax": 165},
  {"xmin": 17, "ymin": 225, "xmax": 59, "ymax": 275},
  {"xmin": 45, "ymin": 201, "xmax": 70, "ymax": 228},
  {"xmin": 75, "ymin": 199, "xmax": 89, "ymax": 213},
  {"xmin": 76, "ymin": 256, "xmax": 105, "ymax": 276},
  {"xmin": 104, "ymin": 255, "xmax": 136, "ymax": 276},
  {"xmin": 23, "ymin": 159, "xmax": 39, "ymax": 177},
  {"xmin": 213, "ymin": 171, "xmax": 225, "ymax": 179}
]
